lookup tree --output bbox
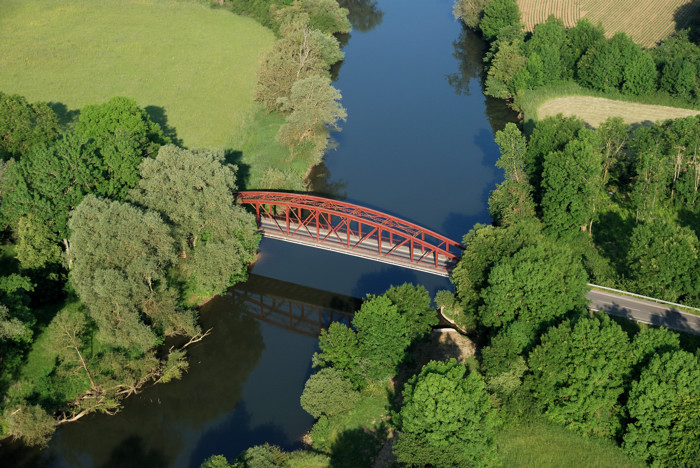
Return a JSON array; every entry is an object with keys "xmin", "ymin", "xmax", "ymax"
[
  {"xmin": 623, "ymin": 351, "xmax": 700, "ymax": 466},
  {"xmin": 564, "ymin": 19, "xmax": 605, "ymax": 79},
  {"xmin": 479, "ymin": 0, "xmax": 521, "ymax": 41},
  {"xmin": 597, "ymin": 117, "xmax": 629, "ymax": 185},
  {"xmin": 541, "ymin": 130, "xmax": 603, "ymax": 236},
  {"xmin": 15, "ymin": 214, "xmax": 62, "ymax": 270},
  {"xmin": 74, "ymin": 96, "xmax": 167, "ymax": 200},
  {"xmin": 626, "ymin": 219, "xmax": 700, "ymax": 305},
  {"xmin": 484, "ymin": 40, "xmax": 526, "ymax": 99},
  {"xmin": 255, "ymin": 18, "xmax": 342, "ymax": 112},
  {"xmin": 523, "ymin": 16, "xmax": 568, "ymax": 83},
  {"xmin": 273, "ymin": 0, "xmax": 351, "ymax": 35},
  {"xmin": 525, "ymin": 315, "xmax": 631, "ymax": 438},
  {"xmin": 489, "ymin": 123, "xmax": 536, "ymax": 225},
  {"xmin": 621, "ymin": 50, "xmax": 657, "ymax": 96},
  {"xmin": 381, "ymin": 283, "xmax": 437, "ymax": 341},
  {"xmin": 0, "ymin": 134, "xmax": 104, "ymax": 240},
  {"xmin": 480, "ymin": 240, "xmax": 589, "ymax": 333},
  {"xmin": 313, "ymin": 294, "xmax": 412, "ymax": 387},
  {"xmin": 300, "ymin": 368, "xmax": 359, "ymax": 418},
  {"xmin": 450, "ymin": 221, "xmax": 542, "ymax": 330},
  {"xmin": 0, "ymin": 91, "xmax": 59, "ymax": 160},
  {"xmin": 453, "ymin": 0, "xmax": 489, "ymax": 30},
  {"xmin": 67, "ymin": 196, "xmax": 196, "ymax": 353},
  {"xmin": 2, "ymin": 403, "xmax": 56, "ymax": 447},
  {"xmin": 393, "ymin": 359, "xmax": 500, "ymax": 467},
  {"xmin": 129, "ymin": 145, "xmax": 259, "ymax": 298},
  {"xmin": 276, "ymin": 75, "xmax": 346, "ymax": 150}
]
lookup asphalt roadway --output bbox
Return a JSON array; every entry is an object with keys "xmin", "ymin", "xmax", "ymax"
[{"xmin": 587, "ymin": 289, "xmax": 700, "ymax": 335}]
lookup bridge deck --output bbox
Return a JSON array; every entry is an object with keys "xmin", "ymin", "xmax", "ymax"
[{"xmin": 259, "ymin": 218, "xmax": 451, "ymax": 277}]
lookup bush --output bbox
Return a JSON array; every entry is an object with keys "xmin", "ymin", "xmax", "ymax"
[{"xmin": 300, "ymin": 368, "xmax": 359, "ymax": 418}]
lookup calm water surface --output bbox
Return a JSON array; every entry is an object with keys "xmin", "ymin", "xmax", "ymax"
[{"xmin": 7, "ymin": 0, "xmax": 515, "ymax": 466}]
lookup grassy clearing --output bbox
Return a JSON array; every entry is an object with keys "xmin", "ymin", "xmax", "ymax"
[
  {"xmin": 226, "ymin": 106, "xmax": 327, "ymax": 190},
  {"xmin": 517, "ymin": 0, "xmax": 698, "ymax": 47},
  {"xmin": 538, "ymin": 96, "xmax": 700, "ymax": 127},
  {"xmin": 516, "ymin": 81, "xmax": 700, "ymax": 130},
  {"xmin": 0, "ymin": 0, "xmax": 274, "ymax": 148},
  {"xmin": 497, "ymin": 418, "xmax": 644, "ymax": 468},
  {"xmin": 309, "ymin": 385, "xmax": 390, "ymax": 467}
]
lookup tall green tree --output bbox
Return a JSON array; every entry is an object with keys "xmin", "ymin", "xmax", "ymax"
[
  {"xmin": 541, "ymin": 130, "xmax": 603, "ymax": 237},
  {"xmin": 67, "ymin": 196, "xmax": 196, "ymax": 353},
  {"xmin": 626, "ymin": 219, "xmax": 700, "ymax": 305},
  {"xmin": 379, "ymin": 283, "xmax": 437, "ymax": 341},
  {"xmin": 453, "ymin": 0, "xmax": 489, "ymax": 30},
  {"xmin": 525, "ymin": 315, "xmax": 631, "ymax": 438},
  {"xmin": 623, "ymin": 350, "xmax": 700, "ymax": 467},
  {"xmin": 479, "ymin": 0, "xmax": 520, "ymax": 41},
  {"xmin": 480, "ymin": 240, "xmax": 589, "ymax": 332},
  {"xmin": 74, "ymin": 96, "xmax": 167, "ymax": 200},
  {"xmin": 276, "ymin": 75, "xmax": 346, "ymax": 150},
  {"xmin": 0, "ymin": 134, "xmax": 103, "ymax": 240},
  {"xmin": 0, "ymin": 92, "xmax": 59, "ymax": 160},
  {"xmin": 393, "ymin": 359, "xmax": 500, "ymax": 467},
  {"xmin": 129, "ymin": 145, "xmax": 259, "ymax": 299}
]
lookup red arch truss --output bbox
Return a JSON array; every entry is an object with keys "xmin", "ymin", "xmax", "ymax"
[{"xmin": 236, "ymin": 191, "xmax": 465, "ymax": 276}]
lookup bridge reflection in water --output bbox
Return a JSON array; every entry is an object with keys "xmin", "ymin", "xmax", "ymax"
[{"xmin": 232, "ymin": 274, "xmax": 361, "ymax": 337}]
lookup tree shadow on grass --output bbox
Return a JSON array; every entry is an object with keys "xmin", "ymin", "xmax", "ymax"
[
  {"xmin": 330, "ymin": 425, "xmax": 388, "ymax": 468},
  {"xmin": 224, "ymin": 149, "xmax": 250, "ymax": 191},
  {"xmin": 47, "ymin": 102, "xmax": 80, "ymax": 130},
  {"xmin": 145, "ymin": 106, "xmax": 182, "ymax": 147}
]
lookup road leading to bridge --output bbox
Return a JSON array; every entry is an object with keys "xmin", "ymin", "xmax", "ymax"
[{"xmin": 587, "ymin": 289, "xmax": 700, "ymax": 335}]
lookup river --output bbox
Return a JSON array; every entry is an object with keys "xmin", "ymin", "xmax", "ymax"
[{"xmin": 6, "ymin": 0, "xmax": 516, "ymax": 466}]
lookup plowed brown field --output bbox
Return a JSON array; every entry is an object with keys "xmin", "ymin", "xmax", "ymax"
[{"xmin": 517, "ymin": 0, "xmax": 699, "ymax": 47}]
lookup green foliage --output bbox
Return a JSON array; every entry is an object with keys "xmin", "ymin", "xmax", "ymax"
[
  {"xmin": 0, "ymin": 134, "xmax": 104, "ymax": 239},
  {"xmin": 0, "ymin": 91, "xmax": 59, "ymax": 160},
  {"xmin": 300, "ymin": 368, "xmax": 359, "ymax": 418},
  {"xmin": 541, "ymin": 130, "xmax": 603, "ymax": 237},
  {"xmin": 74, "ymin": 96, "xmax": 167, "ymax": 200},
  {"xmin": 480, "ymin": 240, "xmax": 589, "ymax": 331},
  {"xmin": 564, "ymin": 19, "xmax": 606, "ymax": 78},
  {"xmin": 277, "ymin": 75, "xmax": 346, "ymax": 150},
  {"xmin": 314, "ymin": 293, "xmax": 412, "ymax": 387},
  {"xmin": 452, "ymin": 0, "xmax": 489, "ymax": 30},
  {"xmin": 67, "ymin": 196, "xmax": 188, "ymax": 353},
  {"xmin": 393, "ymin": 359, "xmax": 500, "ymax": 467},
  {"xmin": 255, "ymin": 18, "xmax": 342, "ymax": 113},
  {"xmin": 525, "ymin": 315, "xmax": 631, "ymax": 438},
  {"xmin": 450, "ymin": 221, "xmax": 541, "ymax": 330},
  {"xmin": 623, "ymin": 350, "xmax": 700, "ymax": 466},
  {"xmin": 2, "ymin": 403, "xmax": 56, "ymax": 447},
  {"xmin": 273, "ymin": 0, "xmax": 351, "ymax": 35},
  {"xmin": 523, "ymin": 16, "xmax": 568, "ymax": 83},
  {"xmin": 626, "ymin": 219, "xmax": 700, "ymax": 305},
  {"xmin": 479, "ymin": 0, "xmax": 521, "ymax": 41},
  {"xmin": 129, "ymin": 145, "xmax": 259, "ymax": 300},
  {"xmin": 15, "ymin": 214, "xmax": 62, "ymax": 271},
  {"xmin": 484, "ymin": 39, "xmax": 526, "ymax": 99},
  {"xmin": 381, "ymin": 283, "xmax": 438, "ymax": 341},
  {"xmin": 654, "ymin": 30, "xmax": 700, "ymax": 102},
  {"xmin": 201, "ymin": 455, "xmax": 234, "ymax": 468}
]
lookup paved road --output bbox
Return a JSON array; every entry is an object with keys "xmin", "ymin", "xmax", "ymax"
[{"xmin": 587, "ymin": 289, "xmax": 700, "ymax": 335}]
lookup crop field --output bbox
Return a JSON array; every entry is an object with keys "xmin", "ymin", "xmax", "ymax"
[
  {"xmin": 518, "ymin": 0, "xmax": 699, "ymax": 47},
  {"xmin": 0, "ymin": 0, "xmax": 275, "ymax": 148},
  {"xmin": 537, "ymin": 96, "xmax": 700, "ymax": 127}
]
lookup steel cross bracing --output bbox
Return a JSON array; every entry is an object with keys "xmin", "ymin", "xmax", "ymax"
[{"xmin": 235, "ymin": 191, "xmax": 465, "ymax": 276}]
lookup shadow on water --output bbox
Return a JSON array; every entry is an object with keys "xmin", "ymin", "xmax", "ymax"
[
  {"xmin": 144, "ymin": 105, "xmax": 182, "ymax": 147},
  {"xmin": 101, "ymin": 436, "xmax": 168, "ymax": 468},
  {"xmin": 445, "ymin": 26, "xmax": 487, "ymax": 97},
  {"xmin": 338, "ymin": 0, "xmax": 384, "ymax": 33},
  {"xmin": 189, "ymin": 403, "xmax": 289, "ymax": 467},
  {"xmin": 351, "ymin": 266, "xmax": 419, "ymax": 298},
  {"xmin": 307, "ymin": 161, "xmax": 349, "ymax": 200}
]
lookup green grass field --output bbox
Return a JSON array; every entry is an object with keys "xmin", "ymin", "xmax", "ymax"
[
  {"xmin": 497, "ymin": 418, "xmax": 645, "ymax": 468},
  {"xmin": 0, "ymin": 0, "xmax": 274, "ymax": 148}
]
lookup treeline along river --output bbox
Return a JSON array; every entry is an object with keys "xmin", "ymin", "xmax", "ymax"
[{"xmin": 7, "ymin": 0, "xmax": 516, "ymax": 466}]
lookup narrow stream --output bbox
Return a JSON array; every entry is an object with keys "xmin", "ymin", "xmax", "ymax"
[{"xmin": 6, "ymin": 1, "xmax": 516, "ymax": 466}]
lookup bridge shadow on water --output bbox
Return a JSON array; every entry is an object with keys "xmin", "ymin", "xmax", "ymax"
[{"xmin": 236, "ymin": 274, "xmax": 361, "ymax": 337}]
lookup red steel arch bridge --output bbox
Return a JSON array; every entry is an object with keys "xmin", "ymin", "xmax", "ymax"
[{"xmin": 235, "ymin": 191, "xmax": 465, "ymax": 277}]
